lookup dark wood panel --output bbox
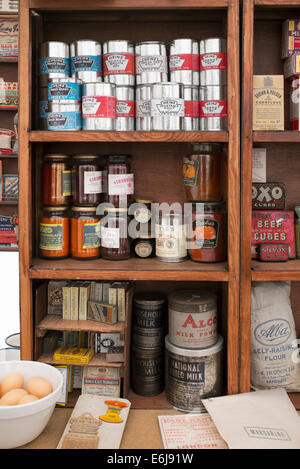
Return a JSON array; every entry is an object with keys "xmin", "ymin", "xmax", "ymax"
[{"xmin": 29, "ymin": 0, "xmax": 229, "ymax": 10}]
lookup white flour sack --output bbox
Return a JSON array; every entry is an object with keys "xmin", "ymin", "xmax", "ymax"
[{"xmin": 251, "ymin": 281, "xmax": 300, "ymax": 391}]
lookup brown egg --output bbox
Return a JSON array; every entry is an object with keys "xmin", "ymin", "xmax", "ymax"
[
  {"xmin": 0, "ymin": 373, "xmax": 24, "ymax": 397},
  {"xmin": 26, "ymin": 377, "xmax": 52, "ymax": 399},
  {"xmin": 0, "ymin": 388, "xmax": 28, "ymax": 406},
  {"xmin": 18, "ymin": 394, "xmax": 39, "ymax": 405}
]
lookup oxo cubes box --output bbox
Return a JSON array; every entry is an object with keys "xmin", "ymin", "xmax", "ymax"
[{"xmin": 252, "ymin": 211, "xmax": 295, "ymax": 259}]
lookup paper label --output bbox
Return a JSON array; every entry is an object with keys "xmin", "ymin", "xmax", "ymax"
[
  {"xmin": 71, "ymin": 55, "xmax": 101, "ymax": 73},
  {"xmin": 108, "ymin": 173, "xmax": 134, "ymax": 195},
  {"xmin": 101, "ymin": 226, "xmax": 120, "ymax": 249},
  {"xmin": 103, "ymin": 53, "xmax": 134, "ymax": 75},
  {"xmin": 136, "ymin": 55, "xmax": 168, "ymax": 74},
  {"xmin": 192, "ymin": 218, "xmax": 219, "ymax": 249},
  {"xmin": 82, "ymin": 96, "xmax": 117, "ymax": 118},
  {"xmin": 136, "ymin": 99, "xmax": 151, "ymax": 117},
  {"xmin": 47, "ymin": 112, "xmax": 82, "ymax": 130},
  {"xmin": 200, "ymin": 52, "xmax": 227, "ymax": 70},
  {"xmin": 151, "ymin": 98, "xmax": 185, "ymax": 116},
  {"xmin": 62, "ymin": 170, "xmax": 72, "ymax": 196},
  {"xmin": 200, "ymin": 100, "xmax": 228, "ymax": 117},
  {"xmin": 84, "ymin": 171, "xmax": 102, "ymax": 194},
  {"xmin": 169, "ymin": 307, "xmax": 217, "ymax": 348},
  {"xmin": 40, "ymin": 57, "xmax": 70, "ymax": 75},
  {"xmin": 48, "ymin": 82, "xmax": 81, "ymax": 101},
  {"xmin": 40, "ymin": 223, "xmax": 63, "ymax": 250},
  {"xmin": 83, "ymin": 222, "xmax": 100, "ymax": 249},
  {"xmin": 116, "ymin": 100, "xmax": 135, "ymax": 117},
  {"xmin": 184, "ymin": 100, "xmax": 200, "ymax": 117},
  {"xmin": 169, "ymin": 53, "xmax": 199, "ymax": 71},
  {"xmin": 155, "ymin": 223, "xmax": 187, "ymax": 258}
]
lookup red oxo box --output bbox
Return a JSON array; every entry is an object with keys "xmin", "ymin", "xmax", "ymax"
[{"xmin": 252, "ymin": 210, "xmax": 295, "ymax": 259}]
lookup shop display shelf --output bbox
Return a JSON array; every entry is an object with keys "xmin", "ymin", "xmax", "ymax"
[
  {"xmin": 38, "ymin": 352, "xmax": 123, "ymax": 368},
  {"xmin": 29, "ymin": 257, "xmax": 229, "ymax": 282},
  {"xmin": 0, "ymin": 200, "xmax": 18, "ymax": 204},
  {"xmin": 0, "ymin": 106, "xmax": 18, "ymax": 110},
  {"xmin": 252, "ymin": 260, "xmax": 300, "ymax": 281},
  {"xmin": 253, "ymin": 131, "xmax": 300, "ymax": 143},
  {"xmin": 35, "ymin": 314, "xmax": 125, "ymax": 336},
  {"xmin": 29, "ymin": 130, "xmax": 229, "ymax": 143}
]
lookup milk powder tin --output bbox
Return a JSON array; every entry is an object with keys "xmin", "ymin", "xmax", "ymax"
[
  {"xmin": 70, "ymin": 39, "xmax": 102, "ymax": 83},
  {"xmin": 135, "ymin": 41, "xmax": 168, "ymax": 85},
  {"xmin": 82, "ymin": 82, "xmax": 117, "ymax": 130},
  {"xmin": 47, "ymin": 102, "xmax": 82, "ymax": 131},
  {"xmin": 103, "ymin": 40, "xmax": 135, "ymax": 85},
  {"xmin": 168, "ymin": 290, "xmax": 218, "ymax": 349},
  {"xmin": 169, "ymin": 38, "xmax": 199, "ymax": 85},
  {"xmin": 132, "ymin": 292, "xmax": 166, "ymax": 349},
  {"xmin": 39, "ymin": 41, "xmax": 70, "ymax": 86},
  {"xmin": 165, "ymin": 335, "xmax": 223, "ymax": 413}
]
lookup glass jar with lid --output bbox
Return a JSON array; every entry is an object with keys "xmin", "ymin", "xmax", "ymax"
[
  {"xmin": 188, "ymin": 201, "xmax": 227, "ymax": 262},
  {"xmin": 71, "ymin": 206, "xmax": 100, "ymax": 260},
  {"xmin": 100, "ymin": 207, "xmax": 130, "ymax": 260},
  {"xmin": 42, "ymin": 154, "xmax": 71, "ymax": 206},
  {"xmin": 39, "ymin": 206, "xmax": 69, "ymax": 259},
  {"xmin": 155, "ymin": 212, "xmax": 187, "ymax": 263},
  {"xmin": 183, "ymin": 143, "xmax": 223, "ymax": 202},
  {"xmin": 72, "ymin": 155, "xmax": 102, "ymax": 206},
  {"xmin": 104, "ymin": 154, "xmax": 134, "ymax": 208}
]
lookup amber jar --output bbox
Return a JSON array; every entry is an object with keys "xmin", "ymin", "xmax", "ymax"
[
  {"xmin": 71, "ymin": 206, "xmax": 100, "ymax": 260},
  {"xmin": 104, "ymin": 154, "xmax": 133, "ymax": 208},
  {"xmin": 72, "ymin": 155, "xmax": 102, "ymax": 206},
  {"xmin": 42, "ymin": 154, "xmax": 71, "ymax": 206},
  {"xmin": 100, "ymin": 207, "xmax": 130, "ymax": 260},
  {"xmin": 183, "ymin": 143, "xmax": 223, "ymax": 202},
  {"xmin": 189, "ymin": 202, "xmax": 226, "ymax": 263},
  {"xmin": 39, "ymin": 206, "xmax": 69, "ymax": 259}
]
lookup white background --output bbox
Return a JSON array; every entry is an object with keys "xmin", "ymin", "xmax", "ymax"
[{"xmin": 0, "ymin": 252, "xmax": 20, "ymax": 349}]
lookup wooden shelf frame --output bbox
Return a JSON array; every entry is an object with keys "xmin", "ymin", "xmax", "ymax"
[
  {"xmin": 18, "ymin": 0, "xmax": 240, "ymax": 403},
  {"xmin": 241, "ymin": 0, "xmax": 300, "ymax": 404}
]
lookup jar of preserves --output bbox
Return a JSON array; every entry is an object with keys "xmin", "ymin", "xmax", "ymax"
[
  {"xmin": 42, "ymin": 154, "xmax": 71, "ymax": 206},
  {"xmin": 132, "ymin": 198, "xmax": 154, "ymax": 224},
  {"xmin": 189, "ymin": 202, "xmax": 226, "ymax": 262},
  {"xmin": 100, "ymin": 207, "xmax": 130, "ymax": 260},
  {"xmin": 72, "ymin": 155, "xmax": 102, "ymax": 206},
  {"xmin": 71, "ymin": 206, "xmax": 100, "ymax": 260},
  {"xmin": 183, "ymin": 143, "xmax": 223, "ymax": 202},
  {"xmin": 155, "ymin": 213, "xmax": 187, "ymax": 263},
  {"xmin": 39, "ymin": 206, "xmax": 69, "ymax": 259},
  {"xmin": 104, "ymin": 154, "xmax": 134, "ymax": 208},
  {"xmin": 132, "ymin": 234, "xmax": 155, "ymax": 258}
]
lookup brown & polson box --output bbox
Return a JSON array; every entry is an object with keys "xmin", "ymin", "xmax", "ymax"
[{"xmin": 253, "ymin": 75, "xmax": 284, "ymax": 130}]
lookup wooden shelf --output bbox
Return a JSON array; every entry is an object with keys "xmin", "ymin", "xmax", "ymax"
[
  {"xmin": 0, "ymin": 200, "xmax": 18, "ymax": 205},
  {"xmin": 253, "ymin": 131, "xmax": 300, "ymax": 143},
  {"xmin": 29, "ymin": 257, "xmax": 229, "ymax": 282},
  {"xmin": 36, "ymin": 314, "xmax": 125, "ymax": 336},
  {"xmin": 29, "ymin": 130, "xmax": 229, "ymax": 143},
  {"xmin": 252, "ymin": 259, "xmax": 300, "ymax": 281},
  {"xmin": 38, "ymin": 352, "xmax": 123, "ymax": 368},
  {"xmin": 0, "ymin": 153, "xmax": 18, "ymax": 158},
  {"xmin": 128, "ymin": 390, "xmax": 172, "ymax": 410},
  {"xmin": 0, "ymin": 246, "xmax": 18, "ymax": 251},
  {"xmin": 0, "ymin": 106, "xmax": 18, "ymax": 111},
  {"xmin": 0, "ymin": 57, "xmax": 18, "ymax": 63}
]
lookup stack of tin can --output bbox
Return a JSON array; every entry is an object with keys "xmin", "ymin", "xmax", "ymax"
[{"xmin": 38, "ymin": 37, "xmax": 227, "ymax": 132}]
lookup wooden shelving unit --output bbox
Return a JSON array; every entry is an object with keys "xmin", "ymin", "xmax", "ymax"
[
  {"xmin": 241, "ymin": 0, "xmax": 300, "ymax": 408},
  {"xmin": 18, "ymin": 0, "xmax": 240, "ymax": 408}
]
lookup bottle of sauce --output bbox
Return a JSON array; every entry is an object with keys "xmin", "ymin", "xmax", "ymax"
[
  {"xmin": 42, "ymin": 154, "xmax": 71, "ymax": 206},
  {"xmin": 71, "ymin": 206, "xmax": 100, "ymax": 260},
  {"xmin": 39, "ymin": 206, "xmax": 69, "ymax": 259},
  {"xmin": 72, "ymin": 155, "xmax": 102, "ymax": 206},
  {"xmin": 183, "ymin": 143, "xmax": 223, "ymax": 202}
]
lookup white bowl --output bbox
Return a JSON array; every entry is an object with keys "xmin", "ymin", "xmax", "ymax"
[{"xmin": 0, "ymin": 360, "xmax": 63, "ymax": 449}]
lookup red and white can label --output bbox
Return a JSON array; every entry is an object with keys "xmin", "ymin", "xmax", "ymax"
[
  {"xmin": 151, "ymin": 98, "xmax": 185, "ymax": 116},
  {"xmin": 136, "ymin": 100, "xmax": 151, "ymax": 117},
  {"xmin": 116, "ymin": 100, "xmax": 135, "ymax": 117},
  {"xmin": 103, "ymin": 53, "xmax": 134, "ymax": 75},
  {"xmin": 108, "ymin": 173, "xmax": 134, "ymax": 195},
  {"xmin": 184, "ymin": 100, "xmax": 200, "ymax": 118},
  {"xmin": 200, "ymin": 100, "xmax": 228, "ymax": 117},
  {"xmin": 82, "ymin": 96, "xmax": 117, "ymax": 118},
  {"xmin": 200, "ymin": 52, "xmax": 227, "ymax": 70},
  {"xmin": 136, "ymin": 55, "xmax": 168, "ymax": 74},
  {"xmin": 169, "ymin": 53, "xmax": 199, "ymax": 71}
]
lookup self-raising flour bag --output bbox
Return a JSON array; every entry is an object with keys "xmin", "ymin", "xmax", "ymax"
[{"xmin": 251, "ymin": 281, "xmax": 300, "ymax": 391}]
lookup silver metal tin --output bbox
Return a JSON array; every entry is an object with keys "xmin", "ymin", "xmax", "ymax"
[
  {"xmin": 169, "ymin": 38, "xmax": 199, "ymax": 85},
  {"xmin": 136, "ymin": 84, "xmax": 152, "ymax": 131},
  {"xmin": 47, "ymin": 102, "xmax": 82, "ymax": 131},
  {"xmin": 183, "ymin": 85, "xmax": 199, "ymax": 131},
  {"xmin": 115, "ymin": 85, "xmax": 135, "ymax": 131},
  {"xmin": 150, "ymin": 82, "xmax": 185, "ymax": 131},
  {"xmin": 199, "ymin": 38, "xmax": 227, "ymax": 86},
  {"xmin": 199, "ymin": 85, "xmax": 228, "ymax": 131},
  {"xmin": 39, "ymin": 41, "xmax": 70, "ymax": 86},
  {"xmin": 48, "ymin": 77, "xmax": 82, "ymax": 103},
  {"xmin": 135, "ymin": 41, "xmax": 168, "ymax": 85},
  {"xmin": 132, "ymin": 292, "xmax": 166, "ymax": 349},
  {"xmin": 131, "ymin": 346, "xmax": 164, "ymax": 397},
  {"xmin": 165, "ymin": 335, "xmax": 223, "ymax": 413},
  {"xmin": 82, "ymin": 82, "xmax": 116, "ymax": 130},
  {"xmin": 103, "ymin": 40, "xmax": 135, "ymax": 86},
  {"xmin": 70, "ymin": 40, "xmax": 102, "ymax": 83},
  {"xmin": 39, "ymin": 86, "xmax": 49, "ymax": 129}
]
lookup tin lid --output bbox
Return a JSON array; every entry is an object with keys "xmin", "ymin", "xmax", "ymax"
[
  {"xmin": 44, "ymin": 206, "xmax": 69, "ymax": 212},
  {"xmin": 44, "ymin": 154, "xmax": 69, "ymax": 160},
  {"xmin": 72, "ymin": 206, "xmax": 97, "ymax": 212},
  {"xmin": 135, "ymin": 197, "xmax": 153, "ymax": 204},
  {"xmin": 104, "ymin": 207, "xmax": 128, "ymax": 213},
  {"xmin": 134, "ymin": 292, "xmax": 165, "ymax": 306},
  {"xmin": 191, "ymin": 143, "xmax": 222, "ymax": 153},
  {"xmin": 72, "ymin": 154, "xmax": 100, "ymax": 160},
  {"xmin": 165, "ymin": 334, "xmax": 223, "ymax": 357},
  {"xmin": 168, "ymin": 290, "xmax": 217, "ymax": 312},
  {"xmin": 105, "ymin": 154, "xmax": 131, "ymax": 163}
]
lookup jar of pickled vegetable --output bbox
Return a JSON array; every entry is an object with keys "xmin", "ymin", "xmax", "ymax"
[
  {"xmin": 71, "ymin": 206, "xmax": 100, "ymax": 260},
  {"xmin": 39, "ymin": 206, "xmax": 69, "ymax": 259},
  {"xmin": 104, "ymin": 154, "xmax": 134, "ymax": 208},
  {"xmin": 189, "ymin": 202, "xmax": 226, "ymax": 263},
  {"xmin": 72, "ymin": 155, "xmax": 102, "ymax": 206},
  {"xmin": 100, "ymin": 207, "xmax": 130, "ymax": 260},
  {"xmin": 183, "ymin": 143, "xmax": 223, "ymax": 202},
  {"xmin": 42, "ymin": 154, "xmax": 71, "ymax": 206}
]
